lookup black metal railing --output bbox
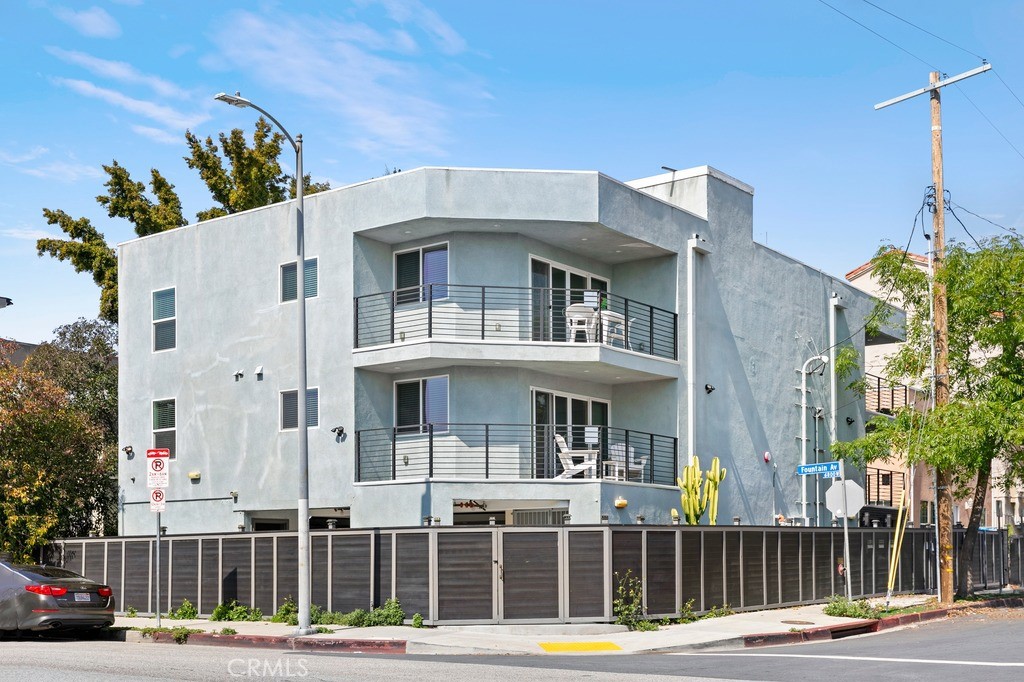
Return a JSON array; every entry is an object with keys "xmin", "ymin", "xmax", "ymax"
[
  {"xmin": 356, "ymin": 423, "xmax": 678, "ymax": 485},
  {"xmin": 864, "ymin": 374, "xmax": 918, "ymax": 414},
  {"xmin": 865, "ymin": 466, "xmax": 906, "ymax": 507},
  {"xmin": 354, "ymin": 285, "xmax": 677, "ymax": 360}
]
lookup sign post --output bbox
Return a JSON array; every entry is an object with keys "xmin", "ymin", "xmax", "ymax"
[{"xmin": 147, "ymin": 449, "xmax": 170, "ymax": 625}]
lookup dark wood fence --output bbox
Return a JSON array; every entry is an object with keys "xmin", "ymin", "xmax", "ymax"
[{"xmin": 51, "ymin": 526, "xmax": 1009, "ymax": 625}]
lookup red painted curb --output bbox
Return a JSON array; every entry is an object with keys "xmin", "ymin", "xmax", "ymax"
[
  {"xmin": 744, "ymin": 632, "xmax": 803, "ymax": 647},
  {"xmin": 292, "ymin": 638, "xmax": 406, "ymax": 654}
]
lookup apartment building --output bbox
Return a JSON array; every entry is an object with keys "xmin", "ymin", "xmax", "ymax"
[{"xmin": 117, "ymin": 165, "xmax": 886, "ymax": 534}]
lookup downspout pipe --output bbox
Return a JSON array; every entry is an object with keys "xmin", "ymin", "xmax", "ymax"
[
  {"xmin": 801, "ymin": 354, "xmax": 829, "ymax": 526},
  {"xmin": 687, "ymin": 235, "xmax": 712, "ymax": 464}
]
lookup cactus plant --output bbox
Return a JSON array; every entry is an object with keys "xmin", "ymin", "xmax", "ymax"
[{"xmin": 676, "ymin": 456, "xmax": 727, "ymax": 525}]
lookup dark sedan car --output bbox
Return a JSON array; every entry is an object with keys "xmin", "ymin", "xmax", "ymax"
[{"xmin": 0, "ymin": 560, "xmax": 115, "ymax": 632}]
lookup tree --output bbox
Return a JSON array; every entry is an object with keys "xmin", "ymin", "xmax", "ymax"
[
  {"xmin": 37, "ymin": 119, "xmax": 329, "ymax": 321},
  {"xmin": 0, "ymin": 341, "xmax": 113, "ymax": 561},
  {"xmin": 833, "ymin": 235, "xmax": 1024, "ymax": 597}
]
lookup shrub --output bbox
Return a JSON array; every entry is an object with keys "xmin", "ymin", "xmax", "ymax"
[
  {"xmin": 612, "ymin": 570, "xmax": 657, "ymax": 631},
  {"xmin": 342, "ymin": 609, "xmax": 368, "ymax": 627},
  {"xmin": 219, "ymin": 627, "xmax": 237, "ymax": 635},
  {"xmin": 167, "ymin": 598, "xmax": 198, "ymax": 620},
  {"xmin": 702, "ymin": 604, "xmax": 734, "ymax": 619},
  {"xmin": 822, "ymin": 594, "xmax": 882, "ymax": 619},
  {"xmin": 210, "ymin": 599, "xmax": 263, "ymax": 622},
  {"xmin": 272, "ymin": 596, "xmax": 299, "ymax": 625},
  {"xmin": 365, "ymin": 598, "xmax": 405, "ymax": 626},
  {"xmin": 411, "ymin": 613, "xmax": 424, "ymax": 628},
  {"xmin": 125, "ymin": 605, "xmax": 138, "ymax": 618}
]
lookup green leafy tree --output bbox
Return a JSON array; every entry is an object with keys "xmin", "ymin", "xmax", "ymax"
[
  {"xmin": 37, "ymin": 119, "xmax": 330, "ymax": 321},
  {"xmin": 833, "ymin": 235, "xmax": 1024, "ymax": 597},
  {"xmin": 0, "ymin": 341, "xmax": 112, "ymax": 560}
]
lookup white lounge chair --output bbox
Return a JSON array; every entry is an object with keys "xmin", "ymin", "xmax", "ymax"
[
  {"xmin": 554, "ymin": 434, "xmax": 597, "ymax": 479},
  {"xmin": 564, "ymin": 303, "xmax": 597, "ymax": 342}
]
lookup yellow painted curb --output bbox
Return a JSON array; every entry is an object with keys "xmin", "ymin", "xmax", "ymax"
[{"xmin": 538, "ymin": 641, "xmax": 622, "ymax": 652}]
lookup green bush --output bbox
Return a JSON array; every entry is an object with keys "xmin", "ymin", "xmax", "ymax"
[
  {"xmin": 210, "ymin": 599, "xmax": 263, "ymax": 622},
  {"xmin": 411, "ymin": 613, "xmax": 424, "ymax": 628},
  {"xmin": 219, "ymin": 627, "xmax": 238, "ymax": 635},
  {"xmin": 342, "ymin": 608, "xmax": 368, "ymax": 627},
  {"xmin": 272, "ymin": 596, "xmax": 299, "ymax": 625},
  {"xmin": 702, "ymin": 604, "xmax": 734, "ymax": 619},
  {"xmin": 167, "ymin": 598, "xmax": 199, "ymax": 620},
  {"xmin": 612, "ymin": 570, "xmax": 657, "ymax": 631},
  {"xmin": 125, "ymin": 605, "xmax": 138, "ymax": 618},
  {"xmin": 366, "ymin": 598, "xmax": 405, "ymax": 626},
  {"xmin": 822, "ymin": 594, "xmax": 882, "ymax": 619}
]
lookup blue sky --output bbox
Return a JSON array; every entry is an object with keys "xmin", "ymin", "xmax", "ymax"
[{"xmin": 3, "ymin": 0, "xmax": 1023, "ymax": 343}]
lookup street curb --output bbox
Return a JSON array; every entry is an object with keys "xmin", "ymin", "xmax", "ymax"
[
  {"xmin": 141, "ymin": 631, "xmax": 406, "ymax": 654},
  {"xmin": 744, "ymin": 595, "xmax": 1024, "ymax": 647}
]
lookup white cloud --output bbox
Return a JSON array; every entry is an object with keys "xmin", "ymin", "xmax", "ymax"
[
  {"xmin": 1, "ymin": 228, "xmax": 58, "ymax": 241},
  {"xmin": 46, "ymin": 47, "xmax": 191, "ymax": 99},
  {"xmin": 52, "ymin": 77, "xmax": 209, "ymax": 130},
  {"xmin": 168, "ymin": 44, "xmax": 194, "ymax": 59},
  {"xmin": 20, "ymin": 161, "xmax": 105, "ymax": 183},
  {"xmin": 374, "ymin": 0, "xmax": 467, "ymax": 55},
  {"xmin": 52, "ymin": 6, "xmax": 121, "ymax": 39},
  {"xmin": 131, "ymin": 125, "xmax": 182, "ymax": 145},
  {"xmin": 208, "ymin": 10, "xmax": 474, "ymax": 156},
  {"xmin": 0, "ymin": 146, "xmax": 49, "ymax": 164}
]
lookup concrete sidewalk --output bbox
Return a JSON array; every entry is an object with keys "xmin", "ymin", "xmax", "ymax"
[{"xmin": 111, "ymin": 593, "xmax": 986, "ymax": 655}]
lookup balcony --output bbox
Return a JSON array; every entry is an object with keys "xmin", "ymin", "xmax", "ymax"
[
  {"xmin": 354, "ymin": 285, "xmax": 677, "ymax": 360},
  {"xmin": 864, "ymin": 374, "xmax": 920, "ymax": 414},
  {"xmin": 865, "ymin": 466, "xmax": 906, "ymax": 507},
  {"xmin": 355, "ymin": 423, "xmax": 678, "ymax": 486}
]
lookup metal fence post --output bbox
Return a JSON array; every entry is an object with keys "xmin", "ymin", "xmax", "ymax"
[
  {"xmin": 428, "ymin": 423, "xmax": 434, "ymax": 478},
  {"xmin": 484, "ymin": 424, "xmax": 490, "ymax": 479},
  {"xmin": 481, "ymin": 286, "xmax": 486, "ymax": 340},
  {"xmin": 391, "ymin": 428, "xmax": 397, "ymax": 481},
  {"xmin": 427, "ymin": 284, "xmax": 433, "ymax": 338}
]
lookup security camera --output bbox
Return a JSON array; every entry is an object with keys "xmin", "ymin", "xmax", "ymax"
[{"xmin": 331, "ymin": 426, "xmax": 345, "ymax": 435}]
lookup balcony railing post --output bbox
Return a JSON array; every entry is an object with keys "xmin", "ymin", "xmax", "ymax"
[
  {"xmin": 648, "ymin": 304, "xmax": 654, "ymax": 357},
  {"xmin": 390, "ymin": 291, "xmax": 396, "ymax": 345},
  {"xmin": 481, "ymin": 286, "xmax": 487, "ymax": 340},
  {"xmin": 353, "ymin": 295, "xmax": 360, "ymax": 348},
  {"xmin": 672, "ymin": 311, "xmax": 679, "ymax": 360},
  {"xmin": 649, "ymin": 432, "xmax": 655, "ymax": 484},
  {"xmin": 427, "ymin": 284, "xmax": 433, "ymax": 338},
  {"xmin": 428, "ymin": 423, "xmax": 434, "ymax": 478},
  {"xmin": 484, "ymin": 424, "xmax": 490, "ymax": 479},
  {"xmin": 355, "ymin": 429, "xmax": 361, "ymax": 482},
  {"xmin": 391, "ymin": 428, "xmax": 397, "ymax": 481},
  {"xmin": 672, "ymin": 436, "xmax": 679, "ymax": 486}
]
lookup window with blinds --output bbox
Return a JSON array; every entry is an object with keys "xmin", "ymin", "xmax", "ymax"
[
  {"xmin": 153, "ymin": 399, "xmax": 176, "ymax": 456},
  {"xmin": 394, "ymin": 244, "xmax": 447, "ymax": 304},
  {"xmin": 281, "ymin": 388, "xmax": 319, "ymax": 430},
  {"xmin": 395, "ymin": 376, "xmax": 448, "ymax": 434},
  {"xmin": 153, "ymin": 288, "xmax": 176, "ymax": 352},
  {"xmin": 281, "ymin": 258, "xmax": 318, "ymax": 302}
]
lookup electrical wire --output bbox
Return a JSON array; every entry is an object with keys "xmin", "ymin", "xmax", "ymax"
[
  {"xmin": 953, "ymin": 84, "xmax": 1024, "ymax": 163},
  {"xmin": 948, "ymin": 201, "xmax": 1020, "ymax": 235},
  {"xmin": 947, "ymin": 202, "xmax": 983, "ymax": 249},
  {"xmin": 858, "ymin": 0, "xmax": 986, "ymax": 62},
  {"xmin": 815, "ymin": 0, "xmax": 939, "ymax": 71},
  {"xmin": 993, "ymin": 69, "xmax": 1024, "ymax": 114}
]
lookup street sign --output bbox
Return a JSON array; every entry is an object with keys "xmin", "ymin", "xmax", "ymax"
[
  {"xmin": 821, "ymin": 471, "xmax": 841, "ymax": 479},
  {"xmin": 796, "ymin": 461, "xmax": 840, "ymax": 476},
  {"xmin": 826, "ymin": 479, "xmax": 866, "ymax": 518},
  {"xmin": 149, "ymin": 488, "xmax": 166, "ymax": 512},
  {"xmin": 147, "ymin": 448, "xmax": 170, "ymax": 489}
]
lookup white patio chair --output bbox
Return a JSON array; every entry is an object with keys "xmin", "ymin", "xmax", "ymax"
[
  {"xmin": 610, "ymin": 443, "xmax": 649, "ymax": 482},
  {"xmin": 564, "ymin": 303, "xmax": 597, "ymax": 342},
  {"xmin": 553, "ymin": 434, "xmax": 597, "ymax": 479}
]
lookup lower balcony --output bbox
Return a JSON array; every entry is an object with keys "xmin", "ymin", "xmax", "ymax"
[
  {"xmin": 865, "ymin": 466, "xmax": 906, "ymax": 507},
  {"xmin": 355, "ymin": 423, "xmax": 678, "ymax": 486}
]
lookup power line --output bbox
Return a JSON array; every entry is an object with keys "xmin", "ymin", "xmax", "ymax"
[
  {"xmin": 947, "ymin": 201, "xmax": 982, "ymax": 249},
  {"xmin": 953, "ymin": 83, "xmax": 1024, "ymax": 163},
  {"xmin": 816, "ymin": 0, "xmax": 939, "ymax": 71},
  {"xmin": 948, "ymin": 201, "xmax": 1019, "ymax": 235},
  {"xmin": 858, "ymin": 0, "xmax": 986, "ymax": 62},
  {"xmin": 993, "ymin": 69, "xmax": 1024, "ymax": 114}
]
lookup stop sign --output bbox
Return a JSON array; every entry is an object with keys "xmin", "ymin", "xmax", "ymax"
[{"xmin": 825, "ymin": 479, "xmax": 865, "ymax": 518}]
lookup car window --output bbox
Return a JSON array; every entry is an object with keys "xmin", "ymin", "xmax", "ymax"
[{"xmin": 11, "ymin": 565, "xmax": 85, "ymax": 580}]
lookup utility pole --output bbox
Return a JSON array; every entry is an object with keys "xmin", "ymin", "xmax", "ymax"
[{"xmin": 876, "ymin": 63, "xmax": 991, "ymax": 605}]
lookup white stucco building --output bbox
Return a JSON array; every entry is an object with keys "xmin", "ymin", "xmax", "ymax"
[{"xmin": 117, "ymin": 165, "xmax": 891, "ymax": 535}]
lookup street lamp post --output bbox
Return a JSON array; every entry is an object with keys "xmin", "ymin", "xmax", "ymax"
[{"xmin": 214, "ymin": 92, "xmax": 313, "ymax": 635}]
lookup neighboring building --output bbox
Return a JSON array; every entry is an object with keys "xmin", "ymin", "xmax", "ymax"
[
  {"xmin": 846, "ymin": 255, "xmax": 1023, "ymax": 530},
  {"xmin": 117, "ymin": 165, "xmax": 889, "ymax": 535},
  {"xmin": 0, "ymin": 338, "xmax": 39, "ymax": 366}
]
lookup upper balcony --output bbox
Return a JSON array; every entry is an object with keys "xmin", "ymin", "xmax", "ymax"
[
  {"xmin": 353, "ymin": 285, "xmax": 678, "ymax": 382},
  {"xmin": 864, "ymin": 374, "xmax": 925, "ymax": 415}
]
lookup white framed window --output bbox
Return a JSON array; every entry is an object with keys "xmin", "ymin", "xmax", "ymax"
[
  {"xmin": 153, "ymin": 288, "xmax": 176, "ymax": 352},
  {"xmin": 281, "ymin": 388, "xmax": 319, "ymax": 430},
  {"xmin": 395, "ymin": 375, "xmax": 448, "ymax": 435},
  {"xmin": 395, "ymin": 243, "xmax": 448, "ymax": 304},
  {"xmin": 153, "ymin": 398, "xmax": 176, "ymax": 457},
  {"xmin": 281, "ymin": 258, "xmax": 318, "ymax": 302}
]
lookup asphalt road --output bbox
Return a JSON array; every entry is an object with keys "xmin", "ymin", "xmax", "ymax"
[{"xmin": 1, "ymin": 610, "xmax": 1021, "ymax": 681}]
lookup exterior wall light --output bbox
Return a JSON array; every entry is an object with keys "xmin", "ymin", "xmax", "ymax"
[{"xmin": 614, "ymin": 496, "xmax": 628, "ymax": 509}]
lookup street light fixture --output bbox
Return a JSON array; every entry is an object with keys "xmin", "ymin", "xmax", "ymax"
[{"xmin": 214, "ymin": 91, "xmax": 313, "ymax": 635}]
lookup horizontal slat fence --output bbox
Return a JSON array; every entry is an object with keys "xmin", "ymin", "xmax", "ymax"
[{"xmin": 51, "ymin": 526, "xmax": 1008, "ymax": 625}]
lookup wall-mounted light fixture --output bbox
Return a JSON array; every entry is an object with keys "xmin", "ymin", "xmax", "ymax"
[
  {"xmin": 233, "ymin": 370, "xmax": 244, "ymax": 381},
  {"xmin": 330, "ymin": 426, "xmax": 345, "ymax": 436},
  {"xmin": 704, "ymin": 384, "xmax": 715, "ymax": 394},
  {"xmin": 187, "ymin": 470, "xmax": 201, "ymax": 481},
  {"xmin": 846, "ymin": 417, "xmax": 855, "ymax": 425},
  {"xmin": 254, "ymin": 365, "xmax": 264, "ymax": 380},
  {"xmin": 230, "ymin": 491, "xmax": 239, "ymax": 503},
  {"xmin": 614, "ymin": 496, "xmax": 628, "ymax": 509},
  {"xmin": 122, "ymin": 445, "xmax": 134, "ymax": 458}
]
